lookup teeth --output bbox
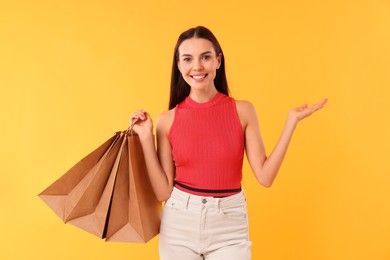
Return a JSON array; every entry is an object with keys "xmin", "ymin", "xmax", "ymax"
[{"xmin": 192, "ymin": 75, "xmax": 206, "ymax": 79}]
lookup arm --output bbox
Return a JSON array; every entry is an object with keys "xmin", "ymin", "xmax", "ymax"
[
  {"xmin": 130, "ymin": 109, "xmax": 175, "ymax": 201},
  {"xmin": 237, "ymin": 99, "xmax": 327, "ymax": 187}
]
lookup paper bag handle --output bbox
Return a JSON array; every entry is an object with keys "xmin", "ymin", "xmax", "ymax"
[{"xmin": 126, "ymin": 118, "xmax": 139, "ymax": 136}]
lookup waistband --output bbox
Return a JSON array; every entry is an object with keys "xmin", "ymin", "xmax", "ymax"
[
  {"xmin": 169, "ymin": 187, "xmax": 246, "ymax": 209},
  {"xmin": 174, "ymin": 181, "xmax": 242, "ymax": 198}
]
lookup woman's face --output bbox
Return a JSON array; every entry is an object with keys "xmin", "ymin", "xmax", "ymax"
[{"xmin": 177, "ymin": 38, "xmax": 222, "ymax": 91}]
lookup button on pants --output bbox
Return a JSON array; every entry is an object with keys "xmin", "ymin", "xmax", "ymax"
[{"xmin": 159, "ymin": 187, "xmax": 252, "ymax": 260}]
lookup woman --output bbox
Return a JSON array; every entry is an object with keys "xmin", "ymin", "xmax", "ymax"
[{"xmin": 130, "ymin": 26, "xmax": 327, "ymax": 260}]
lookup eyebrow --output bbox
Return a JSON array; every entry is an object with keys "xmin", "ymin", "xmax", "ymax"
[{"xmin": 180, "ymin": 51, "xmax": 213, "ymax": 58}]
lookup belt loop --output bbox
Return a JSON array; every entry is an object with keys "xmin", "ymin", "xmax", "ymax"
[
  {"xmin": 217, "ymin": 198, "xmax": 221, "ymax": 213},
  {"xmin": 185, "ymin": 194, "xmax": 190, "ymax": 210}
]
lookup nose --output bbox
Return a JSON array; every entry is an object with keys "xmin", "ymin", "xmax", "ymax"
[{"xmin": 193, "ymin": 58, "xmax": 204, "ymax": 71}]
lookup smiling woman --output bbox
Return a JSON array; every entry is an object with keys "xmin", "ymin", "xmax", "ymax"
[
  {"xmin": 177, "ymin": 41, "xmax": 222, "ymax": 95},
  {"xmin": 2, "ymin": 0, "xmax": 390, "ymax": 258},
  {"xmin": 168, "ymin": 26, "xmax": 229, "ymax": 110},
  {"xmin": 129, "ymin": 26, "xmax": 327, "ymax": 260},
  {"xmin": 177, "ymin": 40, "xmax": 221, "ymax": 99}
]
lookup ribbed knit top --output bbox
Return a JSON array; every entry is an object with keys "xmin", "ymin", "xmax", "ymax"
[{"xmin": 168, "ymin": 91, "xmax": 244, "ymax": 197}]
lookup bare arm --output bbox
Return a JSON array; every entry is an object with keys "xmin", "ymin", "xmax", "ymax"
[
  {"xmin": 130, "ymin": 109, "xmax": 175, "ymax": 201},
  {"xmin": 237, "ymin": 99, "xmax": 328, "ymax": 187}
]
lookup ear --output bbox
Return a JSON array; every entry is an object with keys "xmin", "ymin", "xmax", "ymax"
[{"xmin": 217, "ymin": 53, "xmax": 222, "ymax": 69}]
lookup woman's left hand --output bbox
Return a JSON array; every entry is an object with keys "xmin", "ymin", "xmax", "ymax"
[{"xmin": 288, "ymin": 98, "xmax": 328, "ymax": 123}]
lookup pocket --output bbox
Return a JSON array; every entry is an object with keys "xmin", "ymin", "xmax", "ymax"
[
  {"xmin": 164, "ymin": 196, "xmax": 186, "ymax": 211},
  {"xmin": 220, "ymin": 204, "xmax": 247, "ymax": 219}
]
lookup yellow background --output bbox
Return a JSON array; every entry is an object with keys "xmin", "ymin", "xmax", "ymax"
[{"xmin": 1, "ymin": 0, "xmax": 389, "ymax": 259}]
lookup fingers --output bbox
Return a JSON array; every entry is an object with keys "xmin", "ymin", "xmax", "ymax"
[
  {"xmin": 314, "ymin": 98, "xmax": 328, "ymax": 107},
  {"xmin": 299, "ymin": 104, "xmax": 308, "ymax": 110},
  {"xmin": 130, "ymin": 109, "xmax": 147, "ymax": 125},
  {"xmin": 302, "ymin": 98, "xmax": 327, "ymax": 112},
  {"xmin": 311, "ymin": 98, "xmax": 328, "ymax": 111}
]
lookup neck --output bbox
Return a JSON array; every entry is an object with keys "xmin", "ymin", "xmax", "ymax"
[{"xmin": 189, "ymin": 87, "xmax": 218, "ymax": 103}]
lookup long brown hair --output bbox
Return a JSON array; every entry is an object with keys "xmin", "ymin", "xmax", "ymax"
[{"xmin": 169, "ymin": 26, "xmax": 229, "ymax": 109}]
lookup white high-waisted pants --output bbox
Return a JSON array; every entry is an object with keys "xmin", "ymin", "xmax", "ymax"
[{"xmin": 159, "ymin": 187, "xmax": 252, "ymax": 260}]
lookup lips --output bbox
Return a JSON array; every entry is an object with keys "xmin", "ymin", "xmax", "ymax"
[{"xmin": 191, "ymin": 74, "xmax": 208, "ymax": 80}]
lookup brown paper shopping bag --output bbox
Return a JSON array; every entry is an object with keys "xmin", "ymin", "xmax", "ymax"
[
  {"xmin": 64, "ymin": 133, "xmax": 126, "ymax": 237},
  {"xmin": 106, "ymin": 133, "xmax": 161, "ymax": 242},
  {"xmin": 38, "ymin": 133, "xmax": 121, "ymax": 222},
  {"xmin": 39, "ymin": 128, "xmax": 161, "ymax": 242}
]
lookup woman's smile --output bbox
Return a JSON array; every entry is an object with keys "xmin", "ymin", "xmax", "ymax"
[{"xmin": 191, "ymin": 74, "xmax": 208, "ymax": 81}]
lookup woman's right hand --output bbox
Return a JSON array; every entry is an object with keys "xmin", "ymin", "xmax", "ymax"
[{"xmin": 129, "ymin": 109, "xmax": 154, "ymax": 140}]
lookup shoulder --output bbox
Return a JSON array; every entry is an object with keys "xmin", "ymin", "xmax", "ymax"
[
  {"xmin": 156, "ymin": 108, "xmax": 175, "ymax": 135},
  {"xmin": 235, "ymin": 99, "xmax": 255, "ymax": 110},
  {"xmin": 235, "ymin": 99, "xmax": 257, "ymax": 116},
  {"xmin": 234, "ymin": 99, "xmax": 258, "ymax": 127}
]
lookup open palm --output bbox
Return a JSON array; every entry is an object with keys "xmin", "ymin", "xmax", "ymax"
[{"xmin": 289, "ymin": 98, "xmax": 328, "ymax": 122}]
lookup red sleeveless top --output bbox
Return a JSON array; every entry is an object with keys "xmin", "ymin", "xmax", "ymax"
[{"xmin": 169, "ymin": 92, "xmax": 244, "ymax": 197}]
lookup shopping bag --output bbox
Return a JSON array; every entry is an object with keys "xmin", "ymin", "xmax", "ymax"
[
  {"xmin": 64, "ymin": 133, "xmax": 126, "ymax": 237},
  {"xmin": 38, "ymin": 133, "xmax": 121, "ymax": 223},
  {"xmin": 38, "ymin": 128, "xmax": 161, "ymax": 242},
  {"xmin": 105, "ymin": 133, "xmax": 161, "ymax": 242}
]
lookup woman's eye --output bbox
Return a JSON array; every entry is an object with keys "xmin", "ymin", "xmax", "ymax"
[
  {"xmin": 202, "ymin": 55, "xmax": 211, "ymax": 60},
  {"xmin": 183, "ymin": 58, "xmax": 191, "ymax": 62}
]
